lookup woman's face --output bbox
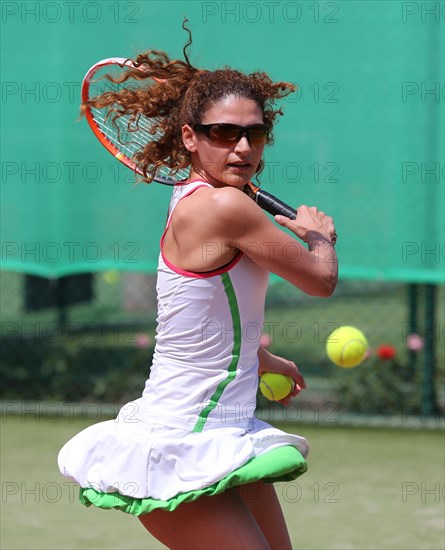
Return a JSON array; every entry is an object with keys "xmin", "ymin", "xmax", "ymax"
[{"xmin": 183, "ymin": 94, "xmax": 265, "ymax": 188}]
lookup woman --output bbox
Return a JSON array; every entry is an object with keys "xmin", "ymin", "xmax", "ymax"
[{"xmin": 58, "ymin": 33, "xmax": 338, "ymax": 550}]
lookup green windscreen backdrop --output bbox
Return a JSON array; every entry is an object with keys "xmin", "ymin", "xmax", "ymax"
[{"xmin": 2, "ymin": 1, "xmax": 444, "ymax": 282}]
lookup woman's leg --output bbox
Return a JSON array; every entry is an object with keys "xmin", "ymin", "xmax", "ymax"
[
  {"xmin": 236, "ymin": 481, "xmax": 293, "ymax": 550},
  {"xmin": 139, "ymin": 487, "xmax": 270, "ymax": 550}
]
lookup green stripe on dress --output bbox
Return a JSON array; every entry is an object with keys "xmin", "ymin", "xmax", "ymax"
[
  {"xmin": 192, "ymin": 272, "xmax": 242, "ymax": 433},
  {"xmin": 79, "ymin": 445, "xmax": 307, "ymax": 515}
]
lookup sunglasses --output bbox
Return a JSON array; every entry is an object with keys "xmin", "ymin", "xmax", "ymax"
[{"xmin": 193, "ymin": 123, "xmax": 269, "ymax": 146}]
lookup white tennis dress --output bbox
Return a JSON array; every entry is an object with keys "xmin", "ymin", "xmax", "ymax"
[{"xmin": 58, "ymin": 180, "xmax": 309, "ymax": 515}]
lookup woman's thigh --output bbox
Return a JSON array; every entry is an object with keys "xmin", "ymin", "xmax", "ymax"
[
  {"xmin": 139, "ymin": 487, "xmax": 270, "ymax": 550},
  {"xmin": 236, "ymin": 481, "xmax": 293, "ymax": 550}
]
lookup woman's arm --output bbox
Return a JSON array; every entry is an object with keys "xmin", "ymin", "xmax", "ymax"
[
  {"xmin": 164, "ymin": 185, "xmax": 338, "ymax": 297},
  {"xmin": 206, "ymin": 187, "xmax": 338, "ymax": 297}
]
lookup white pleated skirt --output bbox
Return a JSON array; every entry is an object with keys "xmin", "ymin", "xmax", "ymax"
[{"xmin": 58, "ymin": 398, "xmax": 309, "ymax": 515}]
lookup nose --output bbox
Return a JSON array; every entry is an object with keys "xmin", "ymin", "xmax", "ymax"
[{"xmin": 234, "ymin": 134, "xmax": 252, "ymax": 154}]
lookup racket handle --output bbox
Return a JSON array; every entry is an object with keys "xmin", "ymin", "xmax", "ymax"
[{"xmin": 251, "ymin": 188, "xmax": 297, "ymax": 220}]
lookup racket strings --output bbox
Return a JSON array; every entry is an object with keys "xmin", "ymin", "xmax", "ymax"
[
  {"xmin": 88, "ymin": 70, "xmax": 190, "ymax": 181},
  {"xmin": 94, "ymin": 111, "xmax": 160, "ymax": 152},
  {"xmin": 94, "ymin": 109, "xmax": 189, "ymax": 180}
]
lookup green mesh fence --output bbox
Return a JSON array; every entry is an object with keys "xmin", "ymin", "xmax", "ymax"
[
  {"xmin": 1, "ymin": 1, "xmax": 444, "ymax": 414},
  {"xmin": 2, "ymin": 1, "xmax": 443, "ymax": 281}
]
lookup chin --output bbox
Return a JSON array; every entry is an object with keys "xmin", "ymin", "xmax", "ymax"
[{"xmin": 224, "ymin": 173, "xmax": 253, "ymax": 187}]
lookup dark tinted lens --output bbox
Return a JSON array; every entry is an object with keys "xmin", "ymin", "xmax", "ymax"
[
  {"xmin": 209, "ymin": 125, "xmax": 241, "ymax": 143},
  {"xmin": 248, "ymin": 126, "xmax": 268, "ymax": 146},
  {"xmin": 206, "ymin": 124, "xmax": 268, "ymax": 146}
]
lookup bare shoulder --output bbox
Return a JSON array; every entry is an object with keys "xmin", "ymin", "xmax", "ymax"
[
  {"xmin": 194, "ymin": 185, "xmax": 257, "ymax": 212},
  {"xmin": 199, "ymin": 185, "xmax": 267, "ymax": 230},
  {"xmin": 165, "ymin": 184, "xmax": 270, "ymax": 272},
  {"xmin": 174, "ymin": 185, "xmax": 267, "ymax": 235}
]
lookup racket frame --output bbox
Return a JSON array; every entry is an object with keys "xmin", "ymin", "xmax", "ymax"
[{"xmin": 82, "ymin": 58, "xmax": 301, "ymax": 221}]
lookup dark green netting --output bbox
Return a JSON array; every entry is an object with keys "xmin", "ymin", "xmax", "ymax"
[{"xmin": 2, "ymin": 1, "xmax": 444, "ymax": 282}]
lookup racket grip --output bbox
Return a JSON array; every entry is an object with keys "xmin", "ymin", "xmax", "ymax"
[{"xmin": 253, "ymin": 189, "xmax": 297, "ymax": 220}]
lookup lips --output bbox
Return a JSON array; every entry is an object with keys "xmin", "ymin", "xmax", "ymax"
[{"xmin": 227, "ymin": 162, "xmax": 251, "ymax": 169}]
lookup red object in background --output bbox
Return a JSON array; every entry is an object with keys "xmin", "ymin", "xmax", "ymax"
[{"xmin": 376, "ymin": 345, "xmax": 397, "ymax": 360}]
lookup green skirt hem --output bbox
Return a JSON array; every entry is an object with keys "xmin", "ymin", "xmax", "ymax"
[{"xmin": 79, "ymin": 445, "xmax": 307, "ymax": 515}]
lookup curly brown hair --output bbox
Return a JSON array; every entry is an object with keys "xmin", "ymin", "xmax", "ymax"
[{"xmin": 82, "ymin": 23, "xmax": 296, "ymax": 182}]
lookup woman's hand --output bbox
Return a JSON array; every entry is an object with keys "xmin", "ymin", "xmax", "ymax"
[
  {"xmin": 258, "ymin": 346, "xmax": 306, "ymax": 406},
  {"xmin": 275, "ymin": 205, "xmax": 337, "ymax": 246}
]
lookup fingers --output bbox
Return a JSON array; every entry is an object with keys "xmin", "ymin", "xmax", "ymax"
[
  {"xmin": 277, "ymin": 362, "xmax": 306, "ymax": 406},
  {"xmin": 274, "ymin": 214, "xmax": 292, "ymax": 228},
  {"xmin": 292, "ymin": 366, "xmax": 306, "ymax": 394},
  {"xmin": 304, "ymin": 206, "xmax": 333, "ymax": 229},
  {"xmin": 279, "ymin": 395, "xmax": 293, "ymax": 406},
  {"xmin": 276, "ymin": 205, "xmax": 336, "ymax": 244},
  {"xmin": 278, "ymin": 360, "xmax": 306, "ymax": 387}
]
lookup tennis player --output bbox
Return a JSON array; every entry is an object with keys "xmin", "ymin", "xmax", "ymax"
[{"xmin": 58, "ymin": 31, "xmax": 338, "ymax": 550}]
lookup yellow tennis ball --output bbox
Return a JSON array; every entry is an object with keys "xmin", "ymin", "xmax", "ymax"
[
  {"xmin": 259, "ymin": 372, "xmax": 294, "ymax": 401},
  {"xmin": 326, "ymin": 326, "xmax": 368, "ymax": 368},
  {"xmin": 103, "ymin": 270, "xmax": 120, "ymax": 284}
]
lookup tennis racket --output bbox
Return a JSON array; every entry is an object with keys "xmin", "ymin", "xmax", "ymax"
[{"xmin": 81, "ymin": 57, "xmax": 297, "ymax": 219}]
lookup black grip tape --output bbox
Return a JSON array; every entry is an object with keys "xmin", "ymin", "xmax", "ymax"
[{"xmin": 255, "ymin": 189, "xmax": 297, "ymax": 220}]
